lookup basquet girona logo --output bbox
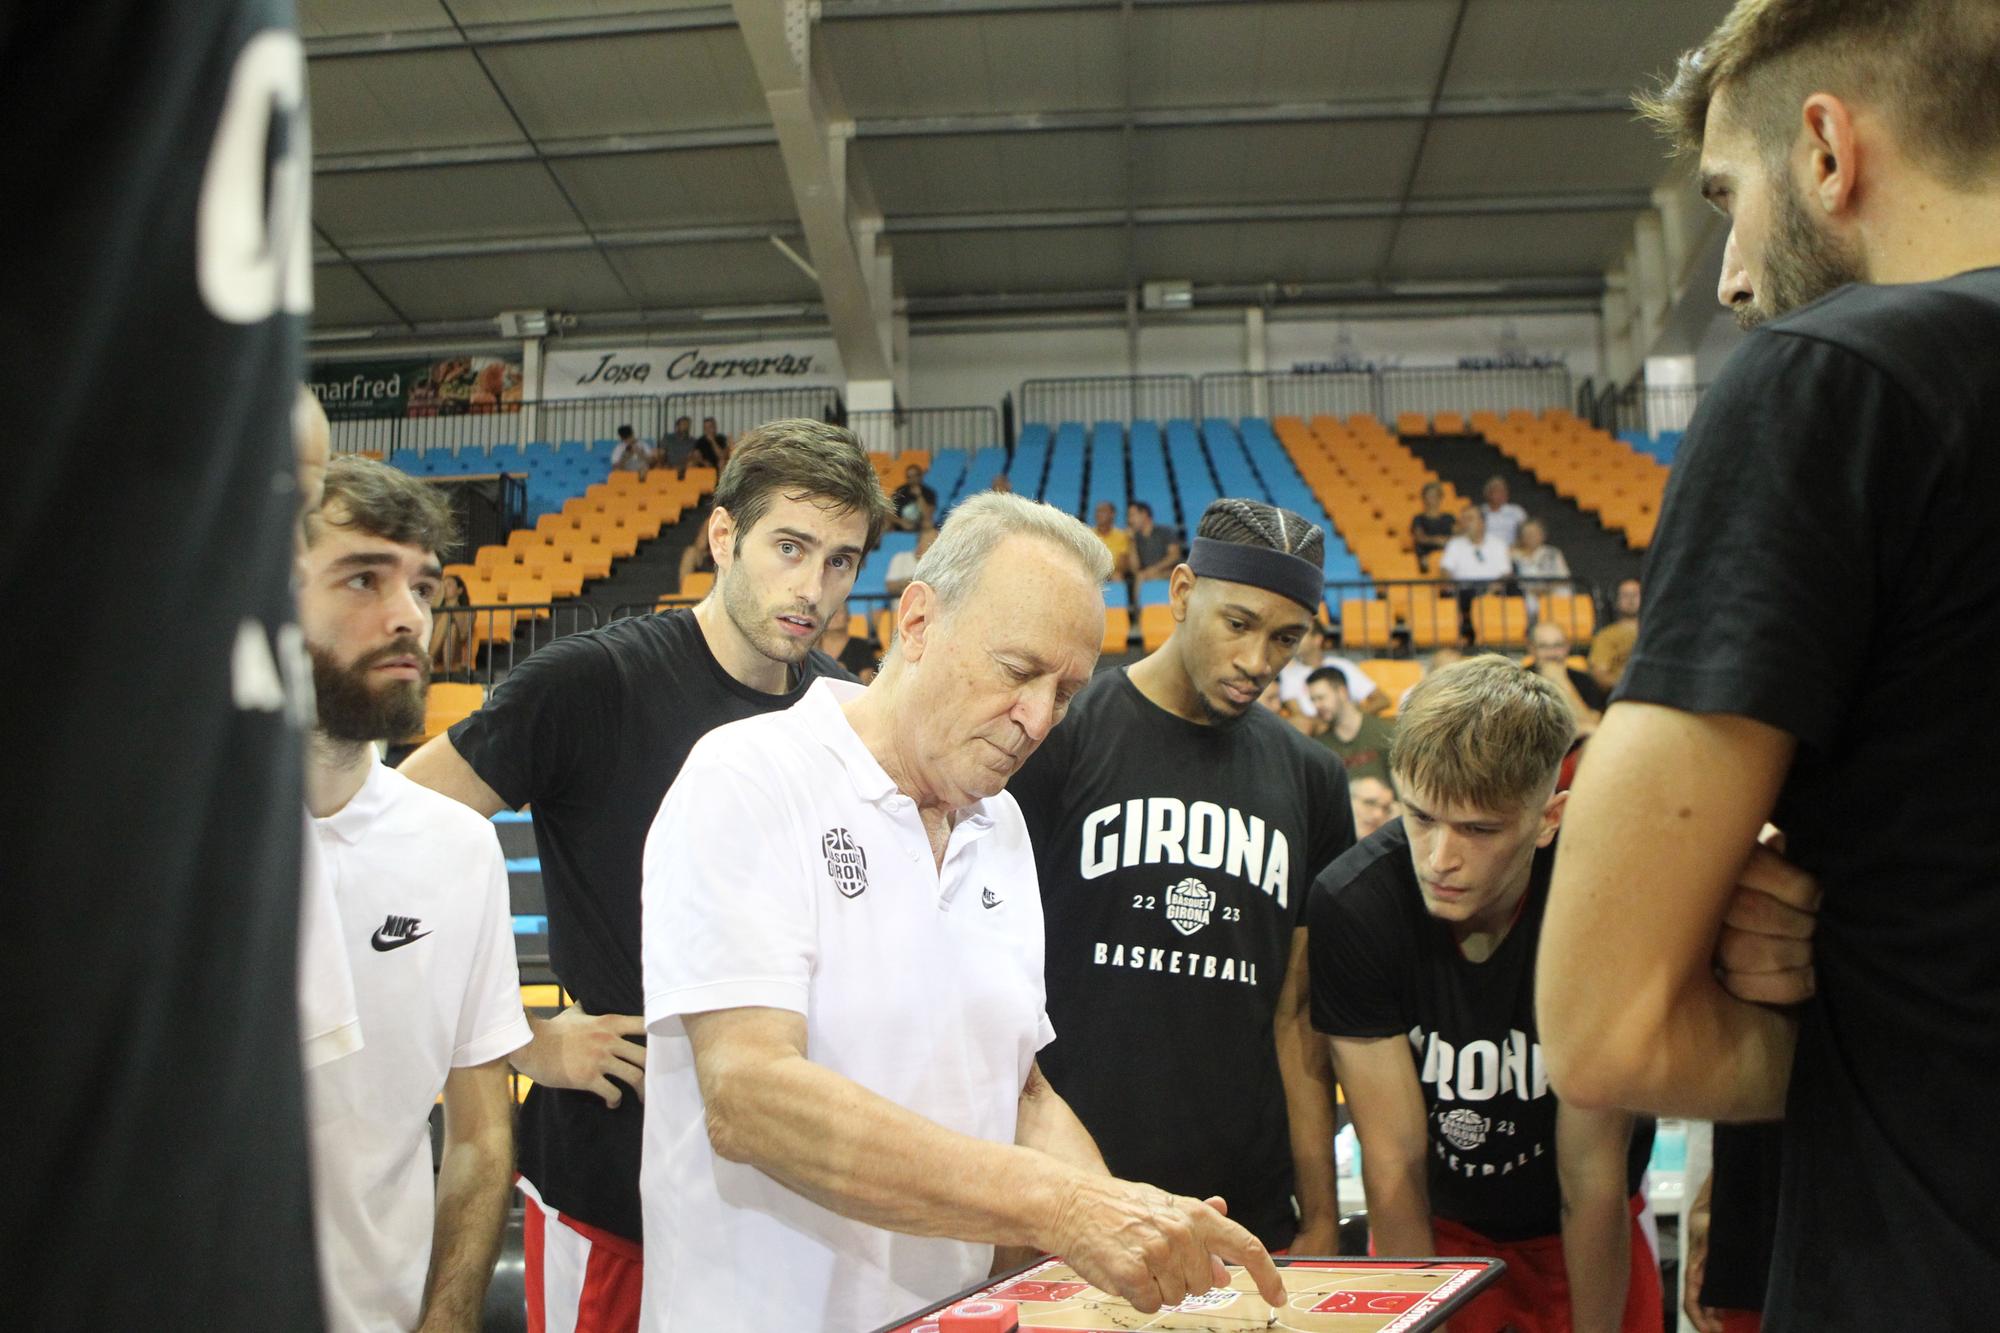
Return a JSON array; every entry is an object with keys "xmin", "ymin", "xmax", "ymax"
[{"xmin": 822, "ymin": 828, "xmax": 869, "ymax": 898}]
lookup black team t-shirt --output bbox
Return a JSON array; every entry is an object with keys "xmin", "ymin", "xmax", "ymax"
[
  {"xmin": 3, "ymin": 3, "xmax": 323, "ymax": 1327},
  {"xmin": 1616, "ymin": 267, "xmax": 2000, "ymax": 1327},
  {"xmin": 1009, "ymin": 669, "xmax": 1353, "ymax": 1248},
  {"xmin": 450, "ymin": 609, "xmax": 847, "ymax": 1241},
  {"xmin": 1308, "ymin": 825, "xmax": 1651, "ymax": 1241}
]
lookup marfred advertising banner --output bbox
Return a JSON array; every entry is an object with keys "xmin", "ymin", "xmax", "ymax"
[{"xmin": 309, "ymin": 355, "xmax": 524, "ymax": 419}]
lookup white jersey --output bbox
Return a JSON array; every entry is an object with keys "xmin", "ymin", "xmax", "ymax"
[
  {"xmin": 640, "ymin": 679, "xmax": 1055, "ymax": 1333},
  {"xmin": 307, "ymin": 762, "xmax": 530, "ymax": 1333}
]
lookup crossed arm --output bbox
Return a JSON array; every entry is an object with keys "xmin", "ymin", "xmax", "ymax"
[
  {"xmin": 1555, "ymin": 1104, "xmax": 1636, "ymax": 1333},
  {"xmin": 681, "ymin": 1005, "xmax": 1285, "ymax": 1314},
  {"xmin": 417, "ymin": 1059, "xmax": 515, "ymax": 1332},
  {"xmin": 1540, "ymin": 703, "xmax": 1809, "ymax": 1121}
]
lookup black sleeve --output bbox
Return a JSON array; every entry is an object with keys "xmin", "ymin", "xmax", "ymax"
[
  {"xmin": 1617, "ymin": 330, "xmax": 1936, "ymax": 751},
  {"xmin": 447, "ymin": 632, "xmax": 617, "ymax": 809},
  {"xmin": 1307, "ymin": 855, "xmax": 1412, "ymax": 1039},
  {"xmin": 1302, "ymin": 744, "xmax": 1356, "ymax": 924},
  {"xmin": 1569, "ymin": 668, "xmax": 1609, "ymax": 714}
]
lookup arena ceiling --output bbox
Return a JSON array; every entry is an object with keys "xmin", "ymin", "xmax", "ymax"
[{"xmin": 302, "ymin": 0, "xmax": 1734, "ymax": 341}]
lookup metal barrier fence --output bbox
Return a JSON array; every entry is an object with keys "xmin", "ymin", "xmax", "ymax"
[
  {"xmin": 432, "ymin": 601, "xmax": 601, "ymax": 690},
  {"xmin": 1322, "ymin": 577, "xmax": 1605, "ymax": 652},
  {"xmin": 845, "ymin": 406, "xmax": 1002, "ymax": 455},
  {"xmin": 1376, "ymin": 366, "xmax": 1574, "ymax": 423},
  {"xmin": 1198, "ymin": 371, "xmax": 1377, "ymax": 422},
  {"xmin": 1589, "ymin": 382, "xmax": 1706, "ymax": 437},
  {"xmin": 1020, "ymin": 375, "xmax": 1198, "ymax": 426},
  {"xmin": 661, "ymin": 385, "xmax": 844, "ymax": 441},
  {"xmin": 328, "ymin": 394, "xmax": 665, "ymax": 456}
]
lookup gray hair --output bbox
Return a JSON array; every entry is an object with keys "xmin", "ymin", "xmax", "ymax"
[{"xmin": 912, "ymin": 492, "xmax": 1112, "ymax": 613}]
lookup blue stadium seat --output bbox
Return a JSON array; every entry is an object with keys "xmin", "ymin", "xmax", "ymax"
[
  {"xmin": 853, "ymin": 530, "xmax": 919, "ymax": 600},
  {"xmin": 1086, "ymin": 421, "xmax": 1127, "ymax": 519},
  {"xmin": 1044, "ymin": 423, "xmax": 1086, "ymax": 516},
  {"xmin": 954, "ymin": 446, "xmax": 1008, "ymax": 508},
  {"xmin": 927, "ymin": 448, "xmax": 969, "ymax": 510},
  {"xmin": 1011, "ymin": 424, "xmax": 1051, "ymax": 497},
  {"xmin": 1138, "ymin": 578, "xmax": 1173, "ymax": 607}
]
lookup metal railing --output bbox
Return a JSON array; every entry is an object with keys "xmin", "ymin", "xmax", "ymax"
[
  {"xmin": 845, "ymin": 406, "xmax": 1002, "ymax": 455},
  {"xmin": 1376, "ymin": 366, "xmax": 1574, "ymax": 423},
  {"xmin": 431, "ymin": 601, "xmax": 601, "ymax": 690},
  {"xmin": 1198, "ymin": 371, "xmax": 1377, "ymax": 422},
  {"xmin": 661, "ymin": 385, "xmax": 844, "ymax": 440},
  {"xmin": 330, "ymin": 394, "xmax": 666, "ymax": 456},
  {"xmin": 1589, "ymin": 382, "xmax": 1706, "ymax": 437},
  {"xmin": 1020, "ymin": 375, "xmax": 1198, "ymax": 426}
]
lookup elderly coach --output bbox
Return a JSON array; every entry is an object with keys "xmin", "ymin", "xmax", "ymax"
[{"xmin": 637, "ymin": 493, "xmax": 1286, "ymax": 1332}]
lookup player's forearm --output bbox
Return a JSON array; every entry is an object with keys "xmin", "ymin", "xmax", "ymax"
[
  {"xmin": 1015, "ymin": 1070, "xmax": 1109, "ymax": 1176},
  {"xmin": 1558, "ymin": 1182, "xmax": 1632, "ymax": 1333},
  {"xmin": 418, "ymin": 1128, "xmax": 513, "ymax": 1331},
  {"xmin": 1275, "ymin": 1007, "xmax": 1340, "ymax": 1231},
  {"xmin": 705, "ymin": 1051, "xmax": 1085, "ymax": 1250},
  {"xmin": 1356, "ymin": 1157, "xmax": 1433, "ymax": 1257}
]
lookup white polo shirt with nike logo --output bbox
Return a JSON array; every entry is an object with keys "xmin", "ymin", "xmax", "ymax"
[
  {"xmin": 640, "ymin": 678, "xmax": 1056, "ymax": 1333},
  {"xmin": 307, "ymin": 761, "xmax": 531, "ymax": 1333}
]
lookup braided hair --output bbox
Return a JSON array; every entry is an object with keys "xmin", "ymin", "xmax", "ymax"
[{"xmin": 1194, "ymin": 497, "xmax": 1325, "ymax": 569}]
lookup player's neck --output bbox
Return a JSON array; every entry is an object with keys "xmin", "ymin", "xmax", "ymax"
[
  {"xmin": 1450, "ymin": 870, "xmax": 1533, "ymax": 961},
  {"xmin": 306, "ymin": 733, "xmax": 375, "ymax": 818},
  {"xmin": 693, "ymin": 595, "xmax": 792, "ymax": 694},
  {"xmin": 1861, "ymin": 180, "xmax": 2000, "ymax": 287},
  {"xmin": 1127, "ymin": 645, "xmax": 1212, "ymax": 725}
]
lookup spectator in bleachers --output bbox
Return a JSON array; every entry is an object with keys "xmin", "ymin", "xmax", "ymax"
[
  {"xmin": 1440, "ymin": 503, "xmax": 1512, "ymax": 639},
  {"xmin": 610, "ymin": 424, "xmax": 654, "ymax": 476},
  {"xmin": 1410, "ymin": 481, "xmax": 1456, "ymax": 572},
  {"xmin": 1305, "ymin": 665, "xmax": 1396, "ymax": 787},
  {"xmin": 1587, "ymin": 577, "xmax": 1642, "ymax": 692},
  {"xmin": 1091, "ymin": 500, "xmax": 1131, "ymax": 570},
  {"xmin": 1480, "ymin": 476, "xmax": 1529, "ymax": 547},
  {"xmin": 660, "ymin": 415, "xmax": 698, "ymax": 471},
  {"xmin": 989, "ymin": 472, "xmax": 1014, "ymax": 494},
  {"xmin": 1125, "ymin": 500, "xmax": 1183, "ymax": 582},
  {"xmin": 1512, "ymin": 517, "xmax": 1573, "ymax": 620},
  {"xmin": 1258, "ymin": 678, "xmax": 1318, "ymax": 737},
  {"xmin": 1349, "ymin": 774, "xmax": 1398, "ymax": 840},
  {"xmin": 298, "ymin": 458, "xmax": 528, "ymax": 1332},
  {"xmin": 679, "ymin": 501, "xmax": 720, "ymax": 586},
  {"xmin": 1278, "ymin": 619, "xmax": 1390, "ymax": 718},
  {"xmin": 1528, "ymin": 619, "xmax": 1606, "ymax": 737},
  {"xmin": 890, "ymin": 463, "xmax": 939, "ymax": 532},
  {"xmin": 697, "ymin": 417, "xmax": 729, "ymax": 466},
  {"xmin": 885, "ymin": 519, "xmax": 939, "ymax": 597},
  {"xmin": 429, "ymin": 572, "xmax": 477, "ymax": 678}
]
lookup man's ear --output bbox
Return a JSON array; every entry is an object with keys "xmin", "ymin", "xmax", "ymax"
[
  {"xmin": 898, "ymin": 582, "xmax": 936, "ymax": 662},
  {"xmin": 1168, "ymin": 564, "xmax": 1196, "ymax": 624},
  {"xmin": 1800, "ymin": 92, "xmax": 1861, "ymax": 216},
  {"xmin": 709, "ymin": 507, "xmax": 736, "ymax": 573},
  {"xmin": 1539, "ymin": 787, "xmax": 1570, "ymax": 847}
]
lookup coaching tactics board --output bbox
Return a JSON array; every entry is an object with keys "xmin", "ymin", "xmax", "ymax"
[{"xmin": 874, "ymin": 1256, "xmax": 1505, "ymax": 1333}]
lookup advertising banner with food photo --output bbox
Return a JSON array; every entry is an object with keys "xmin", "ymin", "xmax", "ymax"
[{"xmin": 310, "ymin": 355, "xmax": 524, "ymax": 419}]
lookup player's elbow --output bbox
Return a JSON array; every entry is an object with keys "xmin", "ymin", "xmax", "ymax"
[{"xmin": 1539, "ymin": 1000, "xmax": 1663, "ymax": 1112}]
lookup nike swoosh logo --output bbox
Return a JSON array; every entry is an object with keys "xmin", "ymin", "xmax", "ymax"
[{"xmin": 371, "ymin": 929, "xmax": 432, "ymax": 952}]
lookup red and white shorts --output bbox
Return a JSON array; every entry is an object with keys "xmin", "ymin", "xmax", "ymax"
[
  {"xmin": 1429, "ymin": 1190, "xmax": 1662, "ymax": 1333},
  {"xmin": 518, "ymin": 1177, "xmax": 643, "ymax": 1333}
]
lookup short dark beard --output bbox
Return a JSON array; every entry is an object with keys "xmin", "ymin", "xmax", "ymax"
[
  {"xmin": 310, "ymin": 638, "xmax": 427, "ymax": 742},
  {"xmin": 1738, "ymin": 179, "xmax": 1868, "ymax": 330}
]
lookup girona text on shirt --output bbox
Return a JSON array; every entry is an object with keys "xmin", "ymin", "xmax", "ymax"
[
  {"xmin": 1077, "ymin": 798, "xmax": 1293, "ymax": 905},
  {"xmin": 1412, "ymin": 1026, "xmax": 1547, "ymax": 1102}
]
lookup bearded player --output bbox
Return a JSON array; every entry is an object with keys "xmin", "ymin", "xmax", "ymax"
[{"xmin": 1010, "ymin": 498, "xmax": 1353, "ymax": 1254}]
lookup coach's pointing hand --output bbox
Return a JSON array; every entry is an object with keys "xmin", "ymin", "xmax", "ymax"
[{"xmin": 1046, "ymin": 1175, "xmax": 1286, "ymax": 1314}]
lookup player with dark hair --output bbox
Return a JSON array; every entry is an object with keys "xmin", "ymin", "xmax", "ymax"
[
  {"xmin": 6, "ymin": 5, "xmax": 327, "ymax": 1327},
  {"xmin": 297, "ymin": 458, "xmax": 529, "ymax": 1332},
  {"xmin": 1542, "ymin": 1, "xmax": 2000, "ymax": 1325},
  {"xmin": 400, "ymin": 418, "xmax": 892, "ymax": 1332},
  {"xmin": 1010, "ymin": 497, "xmax": 1354, "ymax": 1253}
]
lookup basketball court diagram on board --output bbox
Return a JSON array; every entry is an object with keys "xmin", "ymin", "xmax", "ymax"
[{"xmin": 873, "ymin": 1256, "xmax": 1506, "ymax": 1333}]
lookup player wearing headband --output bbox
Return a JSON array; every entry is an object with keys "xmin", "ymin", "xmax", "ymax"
[{"xmin": 1010, "ymin": 498, "xmax": 1353, "ymax": 1253}]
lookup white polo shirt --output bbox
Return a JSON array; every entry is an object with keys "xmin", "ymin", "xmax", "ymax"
[
  {"xmin": 1440, "ymin": 533, "xmax": 1513, "ymax": 582},
  {"xmin": 306, "ymin": 762, "xmax": 531, "ymax": 1333},
  {"xmin": 299, "ymin": 815, "xmax": 363, "ymax": 1070},
  {"xmin": 640, "ymin": 678, "xmax": 1055, "ymax": 1333}
]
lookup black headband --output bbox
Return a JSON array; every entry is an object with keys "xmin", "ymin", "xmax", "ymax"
[{"xmin": 1187, "ymin": 536, "xmax": 1323, "ymax": 612}]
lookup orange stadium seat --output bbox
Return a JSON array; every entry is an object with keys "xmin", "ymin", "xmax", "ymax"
[
  {"xmin": 680, "ymin": 571, "xmax": 715, "ymax": 599},
  {"xmin": 1101, "ymin": 608, "xmax": 1132, "ymax": 654},
  {"xmin": 406, "ymin": 682, "xmax": 485, "ymax": 746},
  {"xmin": 1139, "ymin": 604, "xmax": 1176, "ymax": 651},
  {"xmin": 1358, "ymin": 660, "xmax": 1423, "ymax": 715},
  {"xmin": 1470, "ymin": 595, "xmax": 1529, "ymax": 645}
]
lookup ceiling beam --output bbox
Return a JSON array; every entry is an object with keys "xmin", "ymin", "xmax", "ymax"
[
  {"xmin": 312, "ymin": 192, "xmax": 1651, "ymax": 265},
  {"xmin": 313, "ymin": 91, "xmax": 1634, "ymax": 176}
]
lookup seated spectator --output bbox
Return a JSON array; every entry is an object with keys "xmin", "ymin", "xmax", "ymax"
[
  {"xmin": 1257, "ymin": 679, "xmax": 1318, "ymax": 738},
  {"xmin": 1124, "ymin": 500, "xmax": 1183, "ymax": 583},
  {"xmin": 659, "ymin": 415, "xmax": 698, "ymax": 471},
  {"xmin": 1278, "ymin": 620, "xmax": 1390, "ymax": 718},
  {"xmin": 1586, "ymin": 577, "xmax": 1641, "ymax": 692},
  {"xmin": 884, "ymin": 520, "xmax": 938, "ymax": 597},
  {"xmin": 1409, "ymin": 481, "xmax": 1455, "ymax": 573},
  {"xmin": 816, "ymin": 615, "xmax": 882, "ymax": 684},
  {"xmin": 678, "ymin": 502, "xmax": 718, "ymax": 586},
  {"xmin": 889, "ymin": 464, "xmax": 938, "ymax": 532},
  {"xmin": 429, "ymin": 573, "xmax": 477, "ymax": 678},
  {"xmin": 1349, "ymin": 774, "xmax": 1398, "ymax": 840},
  {"xmin": 1480, "ymin": 476, "xmax": 1528, "ymax": 548},
  {"xmin": 1440, "ymin": 504, "xmax": 1512, "ymax": 639},
  {"xmin": 1527, "ymin": 620, "xmax": 1606, "ymax": 737},
  {"xmin": 1304, "ymin": 666, "xmax": 1396, "ymax": 786},
  {"xmin": 678, "ymin": 418, "xmax": 727, "ymax": 478},
  {"xmin": 1091, "ymin": 500, "xmax": 1130, "ymax": 571},
  {"xmin": 610, "ymin": 424, "xmax": 654, "ymax": 475},
  {"xmin": 989, "ymin": 472, "xmax": 1014, "ymax": 494},
  {"xmin": 1512, "ymin": 518, "xmax": 1572, "ymax": 619}
]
